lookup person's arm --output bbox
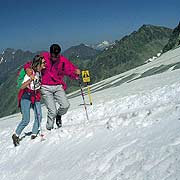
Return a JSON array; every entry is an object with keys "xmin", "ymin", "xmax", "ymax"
[
  {"xmin": 20, "ymin": 75, "xmax": 34, "ymax": 89},
  {"xmin": 26, "ymin": 68, "xmax": 35, "ymax": 80},
  {"xmin": 61, "ymin": 56, "xmax": 81, "ymax": 79}
]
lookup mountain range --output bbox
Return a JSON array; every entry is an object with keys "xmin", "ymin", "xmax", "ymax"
[
  {"xmin": 61, "ymin": 43, "xmax": 100, "ymax": 59},
  {"xmin": 1, "ymin": 22, "xmax": 180, "ymax": 118}
]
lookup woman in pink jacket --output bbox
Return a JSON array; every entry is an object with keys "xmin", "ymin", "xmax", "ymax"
[{"xmin": 40, "ymin": 44, "xmax": 80, "ymax": 130}]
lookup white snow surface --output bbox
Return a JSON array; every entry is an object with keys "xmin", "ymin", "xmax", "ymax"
[{"xmin": 1, "ymin": 48, "xmax": 180, "ymax": 179}]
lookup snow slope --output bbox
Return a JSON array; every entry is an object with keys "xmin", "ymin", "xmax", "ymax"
[{"xmin": 1, "ymin": 47, "xmax": 180, "ymax": 180}]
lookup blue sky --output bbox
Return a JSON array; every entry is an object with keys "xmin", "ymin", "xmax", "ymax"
[{"xmin": 0, "ymin": 0, "xmax": 180, "ymax": 52}]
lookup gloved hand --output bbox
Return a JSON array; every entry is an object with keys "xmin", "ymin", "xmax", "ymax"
[{"xmin": 74, "ymin": 69, "xmax": 81, "ymax": 75}]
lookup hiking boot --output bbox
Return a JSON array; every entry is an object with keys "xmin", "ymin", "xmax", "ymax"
[
  {"xmin": 12, "ymin": 134, "xmax": 20, "ymax": 147},
  {"xmin": 31, "ymin": 134, "xmax": 37, "ymax": 140},
  {"xmin": 56, "ymin": 114, "xmax": 62, "ymax": 128},
  {"xmin": 46, "ymin": 127, "xmax": 53, "ymax": 131}
]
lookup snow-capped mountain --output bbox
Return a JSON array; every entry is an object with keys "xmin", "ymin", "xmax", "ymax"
[
  {"xmin": 0, "ymin": 24, "xmax": 173, "ymax": 118},
  {"xmin": 96, "ymin": 40, "xmax": 112, "ymax": 50},
  {"xmin": 91, "ymin": 40, "xmax": 114, "ymax": 50},
  {"xmin": 1, "ymin": 46, "xmax": 180, "ymax": 180}
]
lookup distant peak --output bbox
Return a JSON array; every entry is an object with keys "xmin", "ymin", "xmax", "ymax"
[
  {"xmin": 79, "ymin": 43, "xmax": 86, "ymax": 46},
  {"xmin": 101, "ymin": 41, "xmax": 110, "ymax": 45},
  {"xmin": 139, "ymin": 24, "xmax": 155, "ymax": 30}
]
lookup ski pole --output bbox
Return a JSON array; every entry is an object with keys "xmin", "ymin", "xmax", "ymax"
[
  {"xmin": 35, "ymin": 102, "xmax": 44, "ymax": 140},
  {"xmin": 38, "ymin": 112, "xmax": 45, "ymax": 141},
  {"xmin": 87, "ymin": 82, "xmax": 92, "ymax": 105},
  {"xmin": 79, "ymin": 80, "xmax": 89, "ymax": 121}
]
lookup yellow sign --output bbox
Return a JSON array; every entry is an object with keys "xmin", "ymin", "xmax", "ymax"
[{"xmin": 82, "ymin": 70, "xmax": 90, "ymax": 83}]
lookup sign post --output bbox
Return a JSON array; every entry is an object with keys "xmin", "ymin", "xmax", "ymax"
[{"xmin": 81, "ymin": 70, "xmax": 92, "ymax": 105}]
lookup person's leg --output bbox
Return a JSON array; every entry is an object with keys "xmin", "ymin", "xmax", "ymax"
[
  {"xmin": 12, "ymin": 98, "xmax": 31, "ymax": 146},
  {"xmin": 32, "ymin": 101, "xmax": 42, "ymax": 136},
  {"xmin": 56, "ymin": 114, "xmax": 62, "ymax": 128},
  {"xmin": 40, "ymin": 85, "xmax": 57, "ymax": 130},
  {"xmin": 54, "ymin": 85, "xmax": 70, "ymax": 127},
  {"xmin": 55, "ymin": 85, "xmax": 70, "ymax": 115},
  {"xmin": 15, "ymin": 99, "xmax": 31, "ymax": 136}
]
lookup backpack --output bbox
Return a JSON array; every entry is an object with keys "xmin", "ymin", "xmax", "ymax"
[
  {"xmin": 16, "ymin": 61, "xmax": 32, "ymax": 89},
  {"xmin": 16, "ymin": 68, "xmax": 26, "ymax": 89}
]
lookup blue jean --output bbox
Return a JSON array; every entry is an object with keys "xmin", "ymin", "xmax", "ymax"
[{"xmin": 15, "ymin": 98, "xmax": 42, "ymax": 136}]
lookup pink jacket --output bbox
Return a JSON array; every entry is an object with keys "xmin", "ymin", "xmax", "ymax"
[{"xmin": 40, "ymin": 52, "xmax": 79, "ymax": 90}]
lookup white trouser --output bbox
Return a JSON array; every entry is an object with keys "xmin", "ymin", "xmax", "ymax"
[{"xmin": 41, "ymin": 85, "xmax": 70, "ymax": 129}]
